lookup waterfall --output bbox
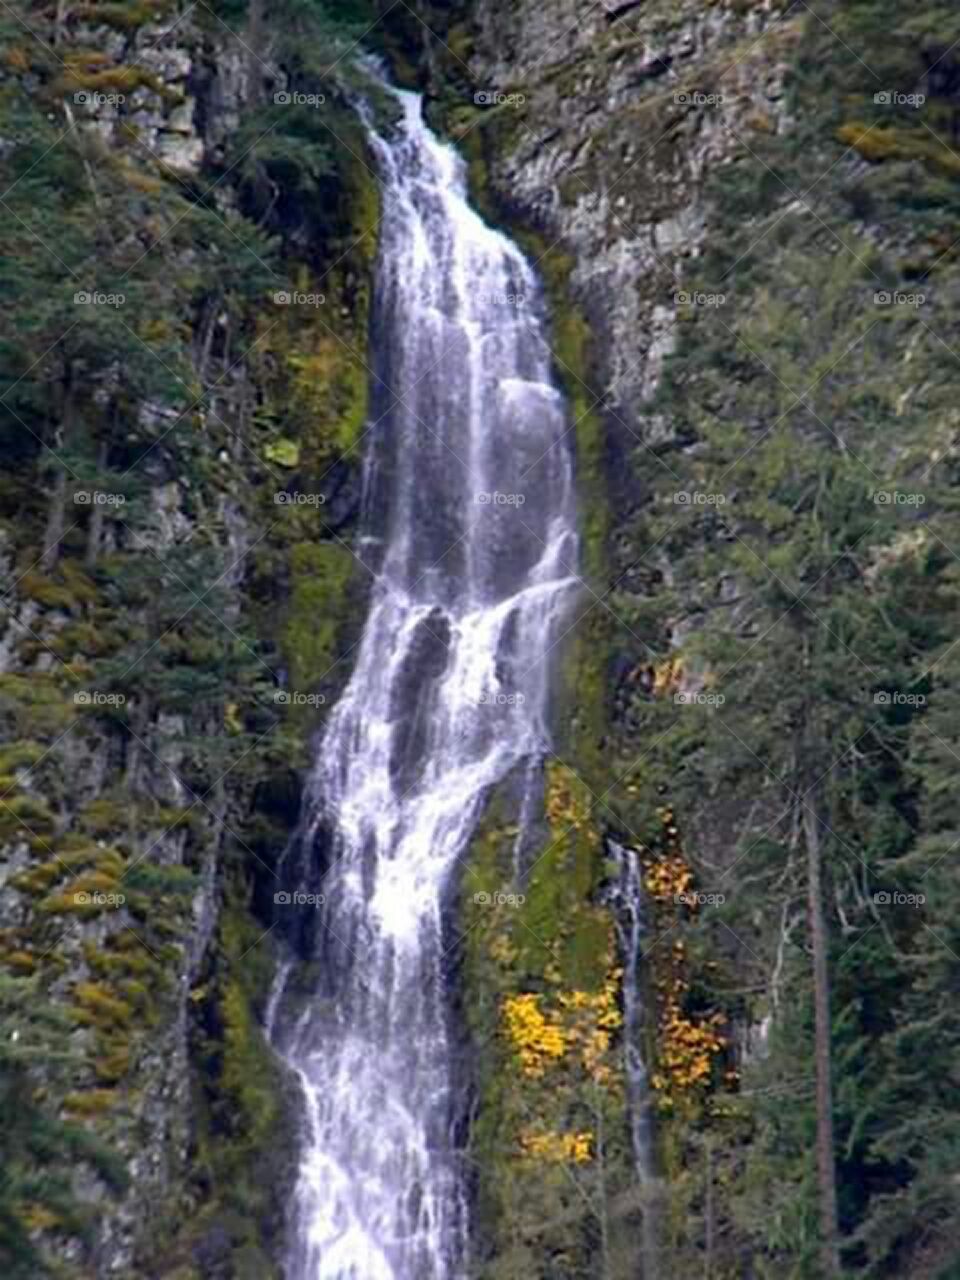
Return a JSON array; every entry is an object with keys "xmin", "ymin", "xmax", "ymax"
[
  {"xmin": 269, "ymin": 80, "xmax": 579, "ymax": 1280},
  {"xmin": 607, "ymin": 840, "xmax": 659, "ymax": 1275}
]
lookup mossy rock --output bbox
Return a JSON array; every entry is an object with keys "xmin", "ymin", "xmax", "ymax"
[
  {"xmin": 71, "ymin": 0, "xmax": 177, "ymax": 30},
  {"xmin": 76, "ymin": 795, "xmax": 134, "ymax": 837},
  {"xmin": 280, "ymin": 541, "xmax": 358, "ymax": 693},
  {"xmin": 40, "ymin": 867, "xmax": 124, "ymax": 914},
  {"xmin": 0, "ymin": 792, "xmax": 58, "ymax": 845},
  {"xmin": 55, "ymin": 62, "xmax": 180, "ymax": 104}
]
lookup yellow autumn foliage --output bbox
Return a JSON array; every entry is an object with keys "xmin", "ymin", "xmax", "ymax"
[
  {"xmin": 503, "ymin": 992, "xmax": 566, "ymax": 1077},
  {"xmin": 503, "ymin": 966, "xmax": 623, "ymax": 1084},
  {"xmin": 651, "ymin": 990, "xmax": 726, "ymax": 1108},
  {"xmin": 519, "ymin": 1128, "xmax": 593, "ymax": 1164},
  {"xmin": 544, "ymin": 762, "xmax": 600, "ymax": 847},
  {"xmin": 652, "ymin": 655, "xmax": 683, "ymax": 696}
]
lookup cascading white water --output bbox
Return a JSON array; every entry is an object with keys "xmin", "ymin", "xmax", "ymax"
[
  {"xmin": 270, "ymin": 81, "xmax": 579, "ymax": 1280},
  {"xmin": 607, "ymin": 841, "xmax": 659, "ymax": 1270}
]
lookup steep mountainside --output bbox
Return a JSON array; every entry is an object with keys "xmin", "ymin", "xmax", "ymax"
[
  {"xmin": 2, "ymin": 0, "xmax": 960, "ymax": 1278},
  {"xmin": 405, "ymin": 1, "xmax": 960, "ymax": 1277},
  {"xmin": 0, "ymin": 2, "xmax": 378, "ymax": 1274}
]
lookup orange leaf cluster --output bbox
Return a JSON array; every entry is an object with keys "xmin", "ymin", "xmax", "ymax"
[{"xmin": 644, "ymin": 805, "xmax": 695, "ymax": 904}]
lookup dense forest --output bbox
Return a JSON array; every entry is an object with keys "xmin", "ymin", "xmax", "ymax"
[{"xmin": 1, "ymin": 0, "xmax": 959, "ymax": 1277}]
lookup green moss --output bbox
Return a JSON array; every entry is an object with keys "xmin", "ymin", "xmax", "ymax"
[
  {"xmin": 71, "ymin": 0, "xmax": 176, "ymax": 30},
  {"xmin": 82, "ymin": 941, "xmax": 155, "ymax": 979},
  {"xmin": 94, "ymin": 847, "xmax": 126, "ymax": 877},
  {"xmin": 263, "ymin": 437, "xmax": 300, "ymax": 467},
  {"xmin": 838, "ymin": 120, "xmax": 960, "ymax": 176},
  {"xmin": 76, "ymin": 795, "xmax": 131, "ymax": 837},
  {"xmin": 0, "ymin": 792, "xmax": 57, "ymax": 841},
  {"xmin": 51, "ymin": 620, "xmax": 118, "ymax": 659},
  {"xmin": 16, "ymin": 571, "xmax": 78, "ymax": 611},
  {"xmin": 11, "ymin": 863, "xmax": 62, "ymax": 895},
  {"xmin": 94, "ymin": 1043, "xmax": 133, "ymax": 1083},
  {"xmin": 58, "ymin": 559, "xmax": 100, "ymax": 605},
  {"xmin": 71, "ymin": 982, "xmax": 134, "ymax": 1029},
  {"xmin": 56, "ymin": 63, "xmax": 180, "ymax": 104},
  {"xmin": 342, "ymin": 147, "xmax": 381, "ymax": 270},
  {"xmin": 218, "ymin": 979, "xmax": 277, "ymax": 1150},
  {"xmin": 0, "ymin": 740, "xmax": 46, "ymax": 772},
  {"xmin": 39, "ymin": 866, "xmax": 125, "ymax": 914},
  {"xmin": 445, "ymin": 20, "xmax": 474, "ymax": 64},
  {"xmin": 0, "ymin": 673, "xmax": 74, "ymax": 734},
  {"xmin": 163, "ymin": 890, "xmax": 291, "ymax": 1278},
  {"xmin": 460, "ymin": 770, "xmax": 623, "ymax": 1277},
  {"xmin": 280, "ymin": 541, "xmax": 356, "ymax": 693},
  {"xmin": 62, "ymin": 1088, "xmax": 120, "ymax": 1116}
]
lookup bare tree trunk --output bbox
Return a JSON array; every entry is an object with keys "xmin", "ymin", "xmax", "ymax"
[
  {"xmin": 41, "ymin": 464, "xmax": 67, "ymax": 573},
  {"xmin": 42, "ymin": 372, "xmax": 79, "ymax": 573},
  {"xmin": 246, "ymin": 0, "xmax": 265, "ymax": 103},
  {"xmin": 594, "ymin": 1095, "xmax": 610, "ymax": 1280},
  {"xmin": 85, "ymin": 438, "xmax": 108, "ymax": 567},
  {"xmin": 804, "ymin": 801, "xmax": 840, "ymax": 1276},
  {"xmin": 704, "ymin": 1137, "xmax": 715, "ymax": 1280}
]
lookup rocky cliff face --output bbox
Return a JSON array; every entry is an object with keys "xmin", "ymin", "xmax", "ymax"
[
  {"xmin": 0, "ymin": 3, "xmax": 376, "ymax": 1274},
  {"xmin": 402, "ymin": 2, "xmax": 960, "ymax": 1276},
  {"xmin": 439, "ymin": 0, "xmax": 796, "ymax": 437}
]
